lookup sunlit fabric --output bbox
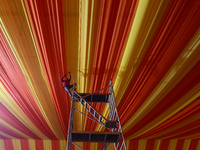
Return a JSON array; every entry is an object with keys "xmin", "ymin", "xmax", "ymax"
[{"xmin": 0, "ymin": 0, "xmax": 200, "ymax": 150}]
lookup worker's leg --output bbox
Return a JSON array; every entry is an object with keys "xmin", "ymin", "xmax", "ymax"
[
  {"xmin": 64, "ymin": 86, "xmax": 72, "ymax": 97},
  {"xmin": 68, "ymin": 84, "xmax": 77, "ymax": 91},
  {"xmin": 68, "ymin": 85, "xmax": 73, "ymax": 90}
]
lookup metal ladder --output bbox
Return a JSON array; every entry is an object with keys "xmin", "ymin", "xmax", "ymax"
[{"xmin": 66, "ymin": 80, "xmax": 127, "ymax": 150}]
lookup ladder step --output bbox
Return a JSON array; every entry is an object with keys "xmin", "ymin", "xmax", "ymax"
[
  {"xmin": 80, "ymin": 98, "xmax": 83, "ymax": 104},
  {"xmin": 105, "ymin": 121, "xmax": 118, "ymax": 128},
  {"xmin": 71, "ymin": 131, "xmax": 121, "ymax": 143},
  {"xmin": 94, "ymin": 111, "xmax": 97, "ymax": 117},
  {"xmin": 99, "ymin": 116, "xmax": 102, "ymax": 122},
  {"xmin": 78, "ymin": 93, "xmax": 110, "ymax": 102},
  {"xmin": 89, "ymin": 106, "xmax": 93, "ymax": 114},
  {"xmin": 85, "ymin": 102, "xmax": 88, "ymax": 109}
]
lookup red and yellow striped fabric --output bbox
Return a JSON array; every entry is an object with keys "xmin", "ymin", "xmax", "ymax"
[{"xmin": 0, "ymin": 0, "xmax": 200, "ymax": 149}]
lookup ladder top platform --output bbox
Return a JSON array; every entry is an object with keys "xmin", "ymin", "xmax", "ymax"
[
  {"xmin": 71, "ymin": 131, "xmax": 121, "ymax": 143},
  {"xmin": 78, "ymin": 93, "xmax": 110, "ymax": 102}
]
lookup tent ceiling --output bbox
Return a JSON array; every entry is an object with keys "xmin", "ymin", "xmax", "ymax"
[{"xmin": 0, "ymin": 0, "xmax": 200, "ymax": 149}]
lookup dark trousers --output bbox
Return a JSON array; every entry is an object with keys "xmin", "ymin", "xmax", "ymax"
[{"xmin": 64, "ymin": 85, "xmax": 73, "ymax": 97}]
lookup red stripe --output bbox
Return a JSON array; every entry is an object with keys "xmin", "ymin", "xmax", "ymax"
[
  {"xmin": 0, "ymin": 135, "xmax": 8, "ymax": 139},
  {"xmin": 98, "ymin": 143, "xmax": 104, "ymax": 150},
  {"xmin": 36, "ymin": 140, "xmax": 44, "ymax": 150},
  {"xmin": 24, "ymin": 0, "xmax": 69, "ymax": 138},
  {"xmin": 91, "ymin": 0, "xmax": 138, "ymax": 92},
  {"xmin": 167, "ymin": 126, "xmax": 200, "ymax": 139},
  {"xmin": 51, "ymin": 140, "xmax": 60, "ymax": 150},
  {"xmin": 146, "ymin": 140, "xmax": 155, "ymax": 150},
  {"xmin": 0, "ymin": 124, "xmax": 24, "ymax": 139},
  {"xmin": 125, "ymin": 60, "xmax": 200, "ymax": 138},
  {"xmin": 156, "ymin": 120, "xmax": 200, "ymax": 139},
  {"xmin": 159, "ymin": 139, "xmax": 170, "ymax": 150},
  {"xmin": 119, "ymin": 0, "xmax": 200, "ymax": 136},
  {"xmin": 136, "ymin": 99, "xmax": 200, "ymax": 139},
  {"xmin": 4, "ymin": 139, "xmax": 14, "ymax": 150},
  {"xmin": 20, "ymin": 139, "xmax": 30, "ymax": 150},
  {"xmin": 175, "ymin": 139, "xmax": 184, "ymax": 150},
  {"xmin": 129, "ymin": 139, "xmax": 139, "ymax": 149},
  {"xmin": 189, "ymin": 139, "xmax": 199, "ymax": 150},
  {"xmin": 83, "ymin": 142, "xmax": 91, "ymax": 150},
  {"xmin": 71, "ymin": 143, "xmax": 75, "ymax": 150}
]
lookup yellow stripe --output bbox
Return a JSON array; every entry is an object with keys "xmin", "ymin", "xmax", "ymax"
[
  {"xmin": 78, "ymin": 0, "xmax": 89, "ymax": 93},
  {"xmin": 0, "ymin": 131, "xmax": 16, "ymax": 139},
  {"xmin": 12, "ymin": 139, "xmax": 21, "ymax": 150},
  {"xmin": 60, "ymin": 140, "xmax": 66, "ymax": 150},
  {"xmin": 126, "ymin": 140, "xmax": 130, "ymax": 150},
  {"xmin": 154, "ymin": 139, "xmax": 161, "ymax": 150},
  {"xmin": 197, "ymin": 140, "xmax": 200, "ymax": 150},
  {"xmin": 43, "ymin": 140, "xmax": 52, "ymax": 150},
  {"xmin": 28, "ymin": 139, "xmax": 36, "ymax": 150},
  {"xmin": 90, "ymin": 143, "xmax": 98, "ymax": 150},
  {"xmin": 85, "ymin": 0, "xmax": 94, "ymax": 93},
  {"xmin": 169, "ymin": 139, "xmax": 177, "ymax": 150},
  {"xmin": 62, "ymin": 0, "xmax": 79, "ymax": 131},
  {"xmin": 138, "ymin": 140, "xmax": 147, "ymax": 150},
  {"xmin": 74, "ymin": 142, "xmax": 83, "ymax": 150},
  {"xmin": 0, "ymin": 140, "xmax": 6, "ymax": 150},
  {"xmin": 78, "ymin": 0, "xmax": 89, "ymax": 131},
  {"xmin": 63, "ymin": 0, "xmax": 79, "ymax": 78},
  {"xmin": 183, "ymin": 139, "xmax": 191, "ymax": 150},
  {"xmin": 107, "ymin": 143, "xmax": 114, "ymax": 150}
]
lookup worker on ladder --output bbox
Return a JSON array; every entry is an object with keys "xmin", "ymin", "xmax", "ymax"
[{"xmin": 61, "ymin": 72, "xmax": 75, "ymax": 97}]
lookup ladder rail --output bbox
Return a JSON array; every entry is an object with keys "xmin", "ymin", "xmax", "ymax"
[
  {"xmin": 108, "ymin": 95, "xmax": 114, "ymax": 120},
  {"xmin": 109, "ymin": 81, "xmax": 127, "ymax": 150},
  {"xmin": 100, "ymin": 143, "xmax": 110, "ymax": 150},
  {"xmin": 67, "ymin": 79, "xmax": 76, "ymax": 150}
]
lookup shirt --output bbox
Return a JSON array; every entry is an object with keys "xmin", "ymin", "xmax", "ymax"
[{"xmin": 61, "ymin": 74, "xmax": 71, "ymax": 87}]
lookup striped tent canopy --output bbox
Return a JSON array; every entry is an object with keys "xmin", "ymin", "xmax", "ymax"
[{"xmin": 0, "ymin": 0, "xmax": 200, "ymax": 149}]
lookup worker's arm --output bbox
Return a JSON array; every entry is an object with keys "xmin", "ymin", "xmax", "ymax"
[
  {"xmin": 61, "ymin": 75, "xmax": 66, "ymax": 82},
  {"xmin": 68, "ymin": 72, "xmax": 71, "ymax": 81}
]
